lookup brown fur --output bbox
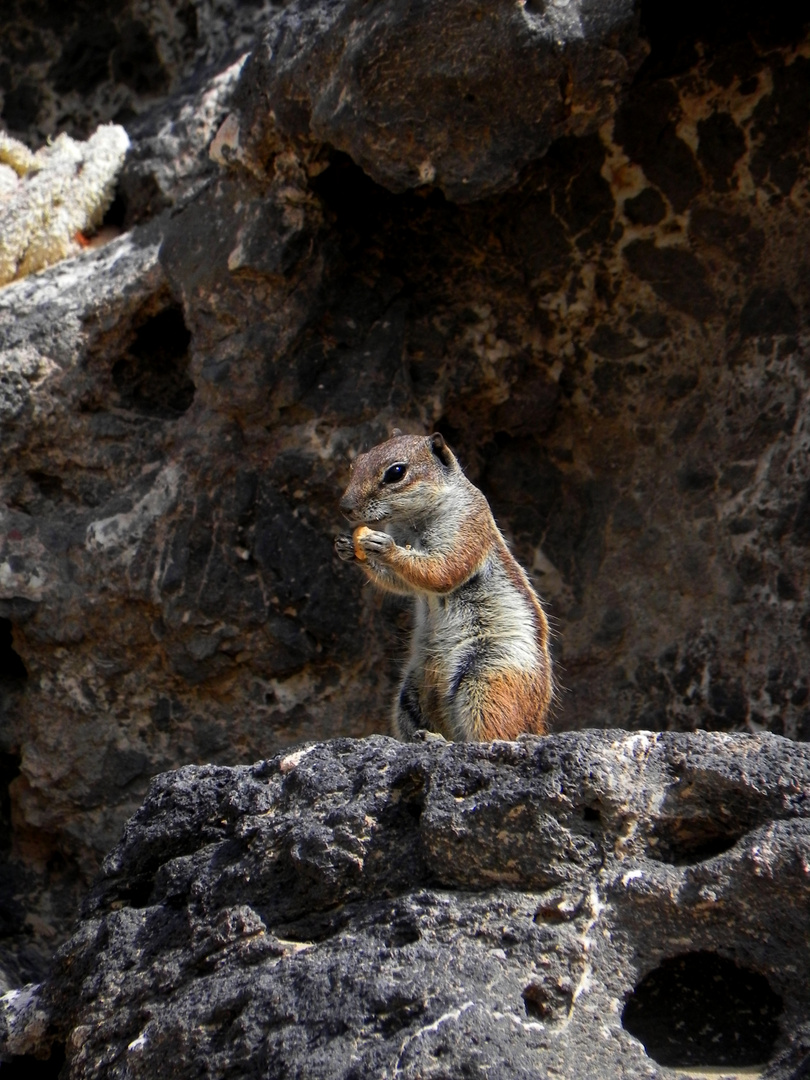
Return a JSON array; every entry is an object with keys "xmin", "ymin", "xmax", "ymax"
[
  {"xmin": 335, "ymin": 433, "xmax": 553, "ymax": 741},
  {"xmin": 470, "ymin": 669, "xmax": 551, "ymax": 741},
  {"xmin": 382, "ymin": 506, "xmax": 494, "ymax": 593}
]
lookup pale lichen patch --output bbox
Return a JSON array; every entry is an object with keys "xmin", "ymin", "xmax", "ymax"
[{"xmin": 0, "ymin": 124, "xmax": 130, "ymax": 287}]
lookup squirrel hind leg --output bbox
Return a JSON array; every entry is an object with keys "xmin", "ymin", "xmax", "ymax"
[
  {"xmin": 393, "ymin": 674, "xmax": 425, "ymax": 741},
  {"xmin": 452, "ymin": 668, "xmax": 549, "ymax": 741}
]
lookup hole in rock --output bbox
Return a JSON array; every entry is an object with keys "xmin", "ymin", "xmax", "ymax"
[
  {"xmin": 533, "ymin": 888, "xmax": 586, "ymax": 923},
  {"xmin": 381, "ymin": 914, "xmax": 422, "ymax": 949},
  {"xmin": 0, "ymin": 619, "xmax": 27, "ymax": 684},
  {"xmin": 272, "ymin": 907, "xmax": 351, "ymax": 945},
  {"xmin": 27, "ymin": 471, "xmax": 65, "ymax": 505},
  {"xmin": 1, "ymin": 1044, "xmax": 66, "ymax": 1079},
  {"xmin": 374, "ymin": 996, "xmax": 426, "ymax": 1037},
  {"xmin": 101, "ymin": 186, "xmax": 127, "ymax": 230},
  {"xmin": 522, "ymin": 978, "xmax": 572, "ymax": 1021},
  {"xmin": 121, "ymin": 875, "xmax": 156, "ymax": 909},
  {"xmin": 111, "ymin": 303, "xmax": 194, "ymax": 417},
  {"xmin": 446, "ymin": 769, "xmax": 487, "ymax": 800},
  {"xmin": 386, "ymin": 770, "xmax": 426, "ymax": 825},
  {"xmin": 310, "ymin": 151, "xmax": 399, "ymax": 234},
  {"xmin": 523, "ymin": 982, "xmax": 553, "ymax": 1020},
  {"xmin": 310, "ymin": 149, "xmax": 448, "ymax": 243},
  {"xmin": 622, "ymin": 951, "xmax": 783, "ymax": 1069},
  {"xmin": 647, "ymin": 816, "xmax": 746, "ymax": 865}
]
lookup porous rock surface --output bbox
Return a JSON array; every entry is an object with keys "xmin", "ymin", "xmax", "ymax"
[
  {"xmin": 1, "ymin": 730, "xmax": 809, "ymax": 1078},
  {"xmin": 1, "ymin": 0, "xmax": 810, "ymax": 998},
  {"xmin": 0, "ymin": 0, "xmax": 284, "ymax": 145}
]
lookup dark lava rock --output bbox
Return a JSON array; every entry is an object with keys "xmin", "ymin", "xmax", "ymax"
[
  {"xmin": 1, "ymin": 730, "xmax": 808, "ymax": 1079},
  {"xmin": 233, "ymin": 0, "xmax": 645, "ymax": 201},
  {"xmin": 0, "ymin": 0, "xmax": 283, "ymax": 144},
  {"xmin": 622, "ymin": 240, "xmax": 716, "ymax": 320},
  {"xmin": 614, "ymin": 80, "xmax": 702, "ymax": 212}
]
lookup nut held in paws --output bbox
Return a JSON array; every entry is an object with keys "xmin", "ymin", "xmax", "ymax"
[{"xmin": 353, "ymin": 525, "xmax": 372, "ymax": 561}]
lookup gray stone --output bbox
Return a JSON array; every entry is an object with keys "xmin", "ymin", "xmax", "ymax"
[
  {"xmin": 0, "ymin": 347, "xmax": 41, "ymax": 423},
  {"xmin": 118, "ymin": 54, "xmax": 248, "ymax": 227},
  {"xmin": 1, "ymin": 731, "xmax": 808, "ymax": 1078}
]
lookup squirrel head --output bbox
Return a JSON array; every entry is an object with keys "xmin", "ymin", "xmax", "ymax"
[{"xmin": 339, "ymin": 433, "xmax": 458, "ymax": 525}]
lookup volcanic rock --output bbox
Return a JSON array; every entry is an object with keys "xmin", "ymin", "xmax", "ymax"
[{"xmin": 1, "ymin": 731, "xmax": 808, "ymax": 1079}]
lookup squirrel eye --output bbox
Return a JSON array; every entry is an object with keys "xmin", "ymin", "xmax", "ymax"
[{"xmin": 383, "ymin": 463, "xmax": 407, "ymax": 484}]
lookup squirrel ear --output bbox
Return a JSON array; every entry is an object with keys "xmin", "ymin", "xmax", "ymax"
[{"xmin": 430, "ymin": 432, "xmax": 453, "ymax": 467}]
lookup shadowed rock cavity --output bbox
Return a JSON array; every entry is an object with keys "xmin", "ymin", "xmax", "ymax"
[
  {"xmin": 109, "ymin": 303, "xmax": 194, "ymax": 418},
  {"xmin": 622, "ymin": 951, "xmax": 783, "ymax": 1069},
  {"xmin": 0, "ymin": 621, "xmax": 27, "ymax": 688}
]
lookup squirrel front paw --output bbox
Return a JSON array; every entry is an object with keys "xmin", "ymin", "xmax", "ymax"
[
  {"xmin": 334, "ymin": 535, "xmax": 356, "ymax": 562},
  {"xmin": 336, "ymin": 528, "xmax": 394, "ymax": 563},
  {"xmin": 353, "ymin": 526, "xmax": 394, "ymax": 560}
]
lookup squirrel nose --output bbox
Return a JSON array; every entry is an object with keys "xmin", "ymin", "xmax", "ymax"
[{"xmin": 339, "ymin": 493, "xmax": 356, "ymax": 515}]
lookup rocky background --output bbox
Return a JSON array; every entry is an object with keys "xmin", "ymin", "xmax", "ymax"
[{"xmin": 0, "ymin": 0, "xmax": 809, "ymax": 997}]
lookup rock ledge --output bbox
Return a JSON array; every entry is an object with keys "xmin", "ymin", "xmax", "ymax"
[{"xmin": 1, "ymin": 729, "xmax": 809, "ymax": 1078}]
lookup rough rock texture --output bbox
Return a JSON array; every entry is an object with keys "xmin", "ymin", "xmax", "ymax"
[
  {"xmin": 119, "ymin": 54, "xmax": 248, "ymax": 227},
  {"xmin": 233, "ymin": 0, "xmax": 645, "ymax": 201},
  {"xmin": 0, "ymin": 0, "xmax": 283, "ymax": 144},
  {"xmin": 1, "ymin": 731, "xmax": 808, "ymax": 1078},
  {"xmin": 1, "ymin": 0, "xmax": 810, "ymax": 998}
]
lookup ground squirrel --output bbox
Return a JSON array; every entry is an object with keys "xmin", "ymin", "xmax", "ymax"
[{"xmin": 335, "ymin": 432, "xmax": 553, "ymax": 741}]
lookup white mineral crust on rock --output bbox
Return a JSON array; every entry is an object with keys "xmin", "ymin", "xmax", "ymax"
[{"xmin": 0, "ymin": 124, "xmax": 130, "ymax": 286}]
